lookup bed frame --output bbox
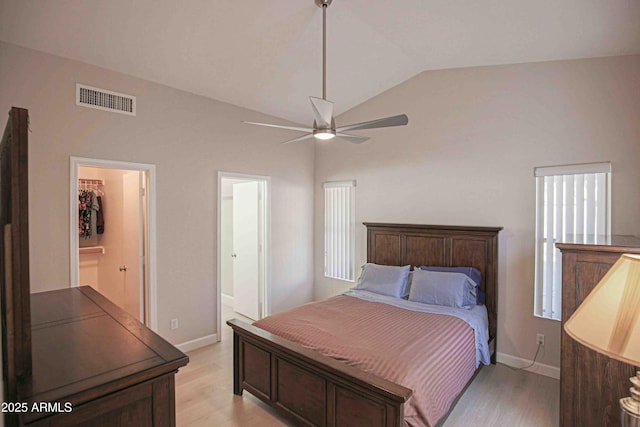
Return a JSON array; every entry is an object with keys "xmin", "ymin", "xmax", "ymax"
[{"xmin": 227, "ymin": 223, "xmax": 502, "ymax": 427}]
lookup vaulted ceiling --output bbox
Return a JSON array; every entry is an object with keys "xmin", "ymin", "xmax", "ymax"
[{"xmin": 1, "ymin": 0, "xmax": 639, "ymax": 125}]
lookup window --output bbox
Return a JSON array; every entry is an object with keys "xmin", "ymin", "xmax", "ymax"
[
  {"xmin": 324, "ymin": 180, "xmax": 356, "ymax": 282},
  {"xmin": 534, "ymin": 162, "xmax": 611, "ymax": 320}
]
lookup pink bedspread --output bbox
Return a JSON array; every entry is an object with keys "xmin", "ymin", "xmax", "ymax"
[{"xmin": 253, "ymin": 295, "xmax": 476, "ymax": 427}]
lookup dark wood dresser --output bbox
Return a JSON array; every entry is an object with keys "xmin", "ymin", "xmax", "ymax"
[
  {"xmin": 1, "ymin": 107, "xmax": 189, "ymax": 426},
  {"xmin": 21, "ymin": 286, "xmax": 189, "ymax": 427},
  {"xmin": 557, "ymin": 235, "xmax": 640, "ymax": 427}
]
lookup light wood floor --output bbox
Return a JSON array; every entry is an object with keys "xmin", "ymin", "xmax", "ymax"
[{"xmin": 176, "ymin": 306, "xmax": 559, "ymax": 427}]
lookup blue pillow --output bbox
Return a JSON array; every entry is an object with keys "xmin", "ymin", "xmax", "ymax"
[
  {"xmin": 409, "ymin": 269, "xmax": 477, "ymax": 308},
  {"xmin": 418, "ymin": 266, "xmax": 485, "ymax": 305},
  {"xmin": 355, "ymin": 263, "xmax": 411, "ymax": 298}
]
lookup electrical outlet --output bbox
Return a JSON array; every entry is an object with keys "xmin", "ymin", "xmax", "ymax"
[
  {"xmin": 171, "ymin": 318, "xmax": 178, "ymax": 330},
  {"xmin": 536, "ymin": 333, "xmax": 545, "ymax": 346}
]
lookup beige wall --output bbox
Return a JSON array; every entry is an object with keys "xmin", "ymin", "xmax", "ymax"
[
  {"xmin": 3, "ymin": 38, "xmax": 639, "ymax": 371},
  {"xmin": 0, "ymin": 41, "xmax": 315, "ymax": 345},
  {"xmin": 314, "ymin": 55, "xmax": 640, "ymax": 371}
]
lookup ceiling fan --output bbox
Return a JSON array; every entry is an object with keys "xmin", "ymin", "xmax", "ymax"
[{"xmin": 243, "ymin": 0, "xmax": 409, "ymax": 144}]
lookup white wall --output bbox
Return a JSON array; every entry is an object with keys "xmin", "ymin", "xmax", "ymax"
[
  {"xmin": 314, "ymin": 55, "xmax": 640, "ymax": 371},
  {"xmin": 220, "ymin": 177, "xmax": 258, "ymax": 300},
  {"xmin": 0, "ymin": 41, "xmax": 315, "ymax": 345},
  {"xmin": 221, "ymin": 198, "xmax": 234, "ymax": 298}
]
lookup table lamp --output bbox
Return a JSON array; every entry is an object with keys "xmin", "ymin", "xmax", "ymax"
[{"xmin": 564, "ymin": 253, "xmax": 640, "ymax": 426}]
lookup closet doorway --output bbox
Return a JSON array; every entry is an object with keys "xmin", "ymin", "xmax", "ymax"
[
  {"xmin": 70, "ymin": 157, "xmax": 157, "ymax": 330},
  {"xmin": 217, "ymin": 172, "xmax": 270, "ymax": 340}
]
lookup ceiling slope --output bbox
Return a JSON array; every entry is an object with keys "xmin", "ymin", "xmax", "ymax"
[{"xmin": 1, "ymin": 0, "xmax": 639, "ymax": 124}]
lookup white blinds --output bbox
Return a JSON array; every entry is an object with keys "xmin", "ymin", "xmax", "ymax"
[
  {"xmin": 534, "ymin": 163, "xmax": 611, "ymax": 320},
  {"xmin": 324, "ymin": 180, "xmax": 356, "ymax": 282}
]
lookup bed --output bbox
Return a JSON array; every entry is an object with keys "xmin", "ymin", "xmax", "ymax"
[{"xmin": 227, "ymin": 223, "xmax": 501, "ymax": 427}]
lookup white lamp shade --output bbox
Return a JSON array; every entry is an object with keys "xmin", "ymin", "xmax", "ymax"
[{"xmin": 564, "ymin": 253, "xmax": 640, "ymax": 366}]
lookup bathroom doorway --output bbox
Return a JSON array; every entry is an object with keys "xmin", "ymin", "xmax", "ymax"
[
  {"xmin": 217, "ymin": 172, "xmax": 270, "ymax": 340},
  {"xmin": 70, "ymin": 157, "xmax": 157, "ymax": 329}
]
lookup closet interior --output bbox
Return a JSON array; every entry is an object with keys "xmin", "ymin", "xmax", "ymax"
[{"xmin": 77, "ymin": 166, "xmax": 147, "ymax": 322}]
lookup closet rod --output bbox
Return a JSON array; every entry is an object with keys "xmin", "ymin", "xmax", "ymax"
[{"xmin": 79, "ymin": 178, "xmax": 104, "ymax": 185}]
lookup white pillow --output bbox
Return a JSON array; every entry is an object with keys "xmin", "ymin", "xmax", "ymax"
[
  {"xmin": 355, "ymin": 263, "xmax": 411, "ymax": 298},
  {"xmin": 408, "ymin": 269, "xmax": 477, "ymax": 308}
]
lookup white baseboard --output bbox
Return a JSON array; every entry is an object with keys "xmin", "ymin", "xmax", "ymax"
[
  {"xmin": 176, "ymin": 333, "xmax": 218, "ymax": 353},
  {"xmin": 221, "ymin": 293, "xmax": 234, "ymax": 307},
  {"xmin": 496, "ymin": 352, "xmax": 560, "ymax": 380}
]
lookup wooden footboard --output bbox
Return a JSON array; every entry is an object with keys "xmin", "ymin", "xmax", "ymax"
[{"xmin": 227, "ymin": 319, "xmax": 412, "ymax": 427}]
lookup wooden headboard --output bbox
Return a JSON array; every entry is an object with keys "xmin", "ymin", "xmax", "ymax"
[{"xmin": 364, "ymin": 223, "xmax": 502, "ymax": 361}]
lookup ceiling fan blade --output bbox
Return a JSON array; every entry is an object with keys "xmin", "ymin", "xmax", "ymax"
[
  {"xmin": 335, "ymin": 114, "xmax": 408, "ymax": 133},
  {"xmin": 243, "ymin": 121, "xmax": 313, "ymax": 133},
  {"xmin": 281, "ymin": 133, "xmax": 315, "ymax": 144},
  {"xmin": 335, "ymin": 133, "xmax": 369, "ymax": 144},
  {"xmin": 309, "ymin": 97, "xmax": 334, "ymax": 128}
]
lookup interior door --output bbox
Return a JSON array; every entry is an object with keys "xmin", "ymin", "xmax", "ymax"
[
  {"xmin": 122, "ymin": 171, "xmax": 144, "ymax": 321},
  {"xmin": 232, "ymin": 181, "xmax": 261, "ymax": 320}
]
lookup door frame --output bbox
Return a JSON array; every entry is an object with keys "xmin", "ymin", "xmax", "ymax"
[
  {"xmin": 69, "ymin": 156, "xmax": 158, "ymax": 331},
  {"xmin": 217, "ymin": 171, "xmax": 271, "ymax": 341}
]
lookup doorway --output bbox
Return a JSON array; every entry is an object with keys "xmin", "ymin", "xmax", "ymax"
[
  {"xmin": 70, "ymin": 157, "xmax": 157, "ymax": 330},
  {"xmin": 217, "ymin": 172, "xmax": 270, "ymax": 340}
]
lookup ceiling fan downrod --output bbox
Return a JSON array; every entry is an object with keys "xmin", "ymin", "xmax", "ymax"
[
  {"xmin": 241, "ymin": 0, "xmax": 408, "ymax": 145},
  {"xmin": 315, "ymin": 0, "xmax": 332, "ymax": 100}
]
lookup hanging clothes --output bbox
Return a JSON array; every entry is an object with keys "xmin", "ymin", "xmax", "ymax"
[
  {"xmin": 89, "ymin": 192, "xmax": 100, "ymax": 236},
  {"xmin": 78, "ymin": 190, "xmax": 101, "ymax": 238},
  {"xmin": 78, "ymin": 190, "xmax": 93, "ymax": 238},
  {"xmin": 79, "ymin": 180, "xmax": 106, "ymax": 238},
  {"xmin": 96, "ymin": 196, "xmax": 105, "ymax": 234}
]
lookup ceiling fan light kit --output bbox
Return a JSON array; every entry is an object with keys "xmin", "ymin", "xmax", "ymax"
[
  {"xmin": 243, "ymin": 0, "xmax": 408, "ymax": 144},
  {"xmin": 313, "ymin": 130, "xmax": 336, "ymax": 140}
]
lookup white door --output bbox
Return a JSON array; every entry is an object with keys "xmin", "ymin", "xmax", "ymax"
[
  {"xmin": 232, "ymin": 182, "xmax": 261, "ymax": 320},
  {"xmin": 122, "ymin": 171, "xmax": 144, "ymax": 321}
]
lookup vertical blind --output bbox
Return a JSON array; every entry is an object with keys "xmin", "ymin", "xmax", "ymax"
[
  {"xmin": 534, "ymin": 162, "xmax": 611, "ymax": 320},
  {"xmin": 324, "ymin": 180, "xmax": 356, "ymax": 282}
]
